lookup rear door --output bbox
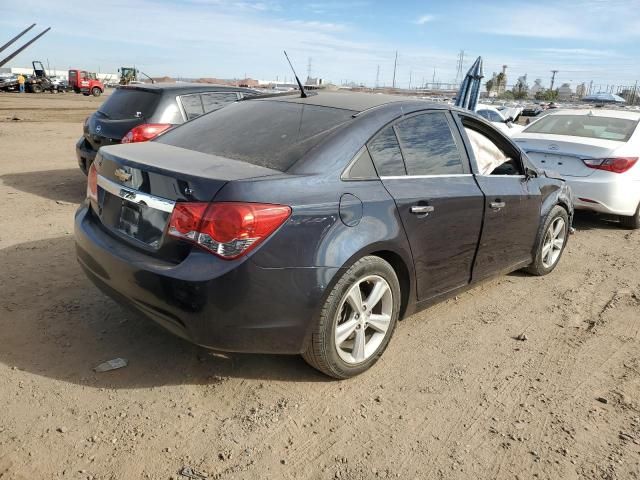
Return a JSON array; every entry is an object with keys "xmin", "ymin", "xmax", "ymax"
[
  {"xmin": 454, "ymin": 114, "xmax": 542, "ymax": 280},
  {"xmin": 369, "ymin": 111, "xmax": 485, "ymax": 301}
]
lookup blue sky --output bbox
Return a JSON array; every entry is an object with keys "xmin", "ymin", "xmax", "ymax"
[{"xmin": 2, "ymin": 0, "xmax": 639, "ymax": 89}]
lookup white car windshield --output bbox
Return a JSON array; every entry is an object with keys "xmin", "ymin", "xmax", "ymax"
[{"xmin": 524, "ymin": 114, "xmax": 638, "ymax": 142}]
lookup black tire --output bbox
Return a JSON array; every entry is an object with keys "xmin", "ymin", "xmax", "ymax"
[
  {"xmin": 620, "ymin": 203, "xmax": 640, "ymax": 229},
  {"xmin": 31, "ymin": 84, "xmax": 43, "ymax": 94},
  {"xmin": 302, "ymin": 256, "xmax": 401, "ymax": 379},
  {"xmin": 525, "ymin": 205, "xmax": 569, "ymax": 276},
  {"xmin": 91, "ymin": 87, "xmax": 102, "ymax": 97}
]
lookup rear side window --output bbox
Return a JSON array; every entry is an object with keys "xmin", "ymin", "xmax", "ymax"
[
  {"xmin": 157, "ymin": 100, "xmax": 355, "ymax": 171},
  {"xmin": 394, "ymin": 112, "xmax": 464, "ymax": 175},
  {"xmin": 201, "ymin": 92, "xmax": 239, "ymax": 113},
  {"xmin": 367, "ymin": 126, "xmax": 406, "ymax": 176},
  {"xmin": 98, "ymin": 88, "xmax": 160, "ymax": 120},
  {"xmin": 524, "ymin": 114, "xmax": 639, "ymax": 141},
  {"xmin": 180, "ymin": 94, "xmax": 204, "ymax": 120}
]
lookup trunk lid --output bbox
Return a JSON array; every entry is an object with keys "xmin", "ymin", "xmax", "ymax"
[
  {"xmin": 514, "ymin": 134, "xmax": 621, "ymax": 177},
  {"xmin": 92, "ymin": 142, "xmax": 280, "ymax": 260}
]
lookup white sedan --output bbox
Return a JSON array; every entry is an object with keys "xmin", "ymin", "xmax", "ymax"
[
  {"xmin": 475, "ymin": 105, "xmax": 524, "ymax": 136},
  {"xmin": 513, "ymin": 109, "xmax": 640, "ymax": 228}
]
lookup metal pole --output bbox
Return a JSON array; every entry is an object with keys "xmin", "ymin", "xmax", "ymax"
[
  {"xmin": 0, "ymin": 27, "xmax": 51, "ymax": 68},
  {"xmin": 392, "ymin": 51, "xmax": 398, "ymax": 89},
  {"xmin": 0, "ymin": 24, "xmax": 36, "ymax": 55}
]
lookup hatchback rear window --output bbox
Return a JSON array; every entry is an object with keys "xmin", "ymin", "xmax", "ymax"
[
  {"xmin": 98, "ymin": 88, "xmax": 161, "ymax": 120},
  {"xmin": 156, "ymin": 100, "xmax": 355, "ymax": 171},
  {"xmin": 524, "ymin": 114, "xmax": 638, "ymax": 142}
]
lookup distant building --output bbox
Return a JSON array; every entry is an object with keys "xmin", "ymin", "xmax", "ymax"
[
  {"xmin": 529, "ymin": 79, "xmax": 544, "ymax": 98},
  {"xmin": 305, "ymin": 76, "xmax": 323, "ymax": 86},
  {"xmin": 557, "ymin": 83, "xmax": 573, "ymax": 100}
]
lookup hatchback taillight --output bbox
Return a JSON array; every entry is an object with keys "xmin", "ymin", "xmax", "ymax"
[
  {"xmin": 168, "ymin": 202, "xmax": 292, "ymax": 259},
  {"xmin": 121, "ymin": 123, "xmax": 172, "ymax": 144},
  {"xmin": 582, "ymin": 157, "xmax": 638, "ymax": 174},
  {"xmin": 87, "ymin": 162, "xmax": 98, "ymax": 201}
]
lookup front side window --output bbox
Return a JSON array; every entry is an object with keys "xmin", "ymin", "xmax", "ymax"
[
  {"xmin": 367, "ymin": 126, "xmax": 406, "ymax": 176},
  {"xmin": 462, "ymin": 118, "xmax": 523, "ymax": 176},
  {"xmin": 394, "ymin": 112, "xmax": 464, "ymax": 175}
]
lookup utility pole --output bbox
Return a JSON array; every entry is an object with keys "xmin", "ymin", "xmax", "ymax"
[
  {"xmin": 392, "ymin": 51, "xmax": 398, "ymax": 89},
  {"xmin": 550, "ymin": 70, "xmax": 558, "ymax": 90},
  {"xmin": 375, "ymin": 64, "xmax": 380, "ymax": 88},
  {"xmin": 432, "ymin": 67, "xmax": 436, "ymax": 88},
  {"xmin": 409, "ymin": 70, "xmax": 412, "ymax": 90}
]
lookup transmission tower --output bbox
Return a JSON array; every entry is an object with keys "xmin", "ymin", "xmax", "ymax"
[
  {"xmin": 306, "ymin": 57, "xmax": 312, "ymax": 83},
  {"xmin": 375, "ymin": 64, "xmax": 380, "ymax": 88},
  {"xmin": 455, "ymin": 50, "xmax": 465, "ymax": 83}
]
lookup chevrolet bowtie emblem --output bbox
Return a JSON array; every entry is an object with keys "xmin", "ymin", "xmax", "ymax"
[{"xmin": 114, "ymin": 168, "xmax": 132, "ymax": 182}]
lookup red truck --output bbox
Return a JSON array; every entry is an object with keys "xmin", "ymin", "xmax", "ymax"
[{"xmin": 68, "ymin": 69, "xmax": 104, "ymax": 96}]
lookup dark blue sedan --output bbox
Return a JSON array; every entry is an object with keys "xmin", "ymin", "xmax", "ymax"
[{"xmin": 75, "ymin": 91, "xmax": 573, "ymax": 378}]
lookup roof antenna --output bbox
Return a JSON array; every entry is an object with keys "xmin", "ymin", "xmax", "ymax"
[{"xmin": 284, "ymin": 50, "xmax": 308, "ymax": 98}]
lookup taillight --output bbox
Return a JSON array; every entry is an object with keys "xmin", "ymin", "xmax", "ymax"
[
  {"xmin": 168, "ymin": 202, "xmax": 292, "ymax": 259},
  {"xmin": 121, "ymin": 123, "xmax": 172, "ymax": 144},
  {"xmin": 582, "ymin": 157, "xmax": 638, "ymax": 174},
  {"xmin": 87, "ymin": 162, "xmax": 98, "ymax": 201}
]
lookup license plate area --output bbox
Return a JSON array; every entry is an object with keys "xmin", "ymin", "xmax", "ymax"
[
  {"xmin": 118, "ymin": 203, "xmax": 141, "ymax": 237},
  {"xmin": 99, "ymin": 192, "xmax": 171, "ymax": 250}
]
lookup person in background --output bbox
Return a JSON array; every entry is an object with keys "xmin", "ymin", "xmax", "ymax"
[{"xmin": 17, "ymin": 74, "xmax": 25, "ymax": 93}]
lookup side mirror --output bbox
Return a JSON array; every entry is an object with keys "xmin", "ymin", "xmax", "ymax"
[{"xmin": 525, "ymin": 166, "xmax": 538, "ymax": 179}]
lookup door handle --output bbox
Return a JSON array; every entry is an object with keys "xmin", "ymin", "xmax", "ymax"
[
  {"xmin": 490, "ymin": 201, "xmax": 506, "ymax": 210},
  {"xmin": 410, "ymin": 205, "xmax": 435, "ymax": 215}
]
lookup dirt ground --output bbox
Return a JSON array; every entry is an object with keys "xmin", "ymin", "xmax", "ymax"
[{"xmin": 0, "ymin": 92, "xmax": 639, "ymax": 480}]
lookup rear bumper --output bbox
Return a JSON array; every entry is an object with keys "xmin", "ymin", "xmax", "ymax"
[
  {"xmin": 74, "ymin": 205, "xmax": 338, "ymax": 354},
  {"xmin": 76, "ymin": 137, "xmax": 96, "ymax": 175},
  {"xmin": 567, "ymin": 175, "xmax": 640, "ymax": 216}
]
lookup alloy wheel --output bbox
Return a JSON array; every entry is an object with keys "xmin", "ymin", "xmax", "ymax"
[
  {"xmin": 334, "ymin": 275, "xmax": 393, "ymax": 364},
  {"xmin": 541, "ymin": 217, "xmax": 566, "ymax": 268}
]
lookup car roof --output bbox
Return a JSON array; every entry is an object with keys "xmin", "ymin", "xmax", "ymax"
[
  {"xmin": 540, "ymin": 109, "xmax": 640, "ymax": 121},
  {"xmin": 475, "ymin": 104, "xmax": 499, "ymax": 112},
  {"xmin": 117, "ymin": 82, "xmax": 260, "ymax": 95},
  {"xmin": 259, "ymin": 90, "xmax": 446, "ymax": 113}
]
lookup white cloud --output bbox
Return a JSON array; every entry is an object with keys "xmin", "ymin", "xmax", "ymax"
[
  {"xmin": 472, "ymin": 1, "xmax": 640, "ymax": 41},
  {"xmin": 415, "ymin": 14, "xmax": 434, "ymax": 25}
]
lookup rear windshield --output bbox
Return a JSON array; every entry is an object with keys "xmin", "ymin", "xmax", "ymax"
[
  {"xmin": 98, "ymin": 88, "xmax": 161, "ymax": 120},
  {"xmin": 524, "ymin": 114, "xmax": 638, "ymax": 142},
  {"xmin": 156, "ymin": 100, "xmax": 355, "ymax": 171}
]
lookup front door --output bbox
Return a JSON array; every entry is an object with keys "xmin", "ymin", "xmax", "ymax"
[
  {"xmin": 368, "ymin": 111, "xmax": 485, "ymax": 301},
  {"xmin": 454, "ymin": 114, "xmax": 542, "ymax": 280}
]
